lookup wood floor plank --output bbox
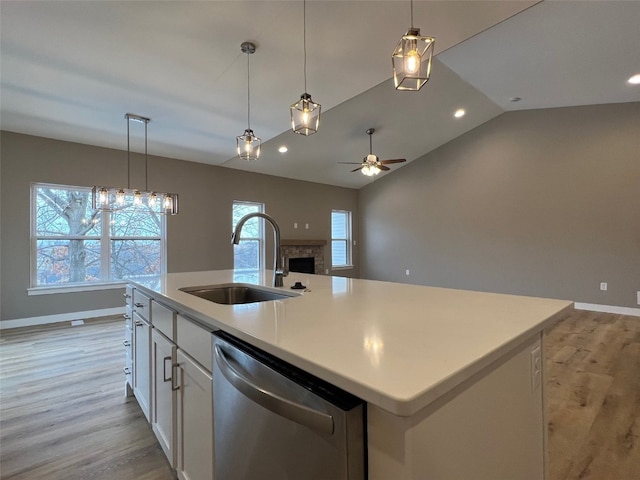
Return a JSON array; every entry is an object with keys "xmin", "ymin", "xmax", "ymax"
[{"xmin": 0, "ymin": 318, "xmax": 174, "ymax": 480}]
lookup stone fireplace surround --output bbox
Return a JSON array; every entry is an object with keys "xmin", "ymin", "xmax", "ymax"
[{"xmin": 281, "ymin": 239, "xmax": 327, "ymax": 275}]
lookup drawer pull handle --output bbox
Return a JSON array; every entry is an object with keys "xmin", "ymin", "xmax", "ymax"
[
  {"xmin": 123, "ymin": 293, "xmax": 131, "ymax": 299},
  {"xmin": 123, "ymin": 314, "xmax": 131, "ymax": 320},
  {"xmin": 123, "ymin": 340, "xmax": 131, "ymax": 347},
  {"xmin": 123, "ymin": 367, "xmax": 131, "ymax": 375},
  {"xmin": 134, "ymin": 302, "xmax": 144, "ymax": 308},
  {"xmin": 163, "ymin": 356, "xmax": 172, "ymax": 382},
  {"xmin": 135, "ymin": 321, "xmax": 144, "ymax": 327},
  {"xmin": 171, "ymin": 364, "xmax": 180, "ymax": 391}
]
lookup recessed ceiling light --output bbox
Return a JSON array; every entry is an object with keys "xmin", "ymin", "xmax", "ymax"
[
  {"xmin": 278, "ymin": 145, "xmax": 288, "ymax": 153},
  {"xmin": 454, "ymin": 109, "xmax": 465, "ymax": 118},
  {"xmin": 509, "ymin": 96, "xmax": 522, "ymax": 102},
  {"xmin": 628, "ymin": 73, "xmax": 640, "ymax": 85}
]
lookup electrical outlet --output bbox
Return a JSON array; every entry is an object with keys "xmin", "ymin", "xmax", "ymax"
[
  {"xmin": 600, "ymin": 282, "xmax": 607, "ymax": 291},
  {"xmin": 294, "ymin": 222, "xmax": 298, "ymax": 229},
  {"xmin": 637, "ymin": 291, "xmax": 640, "ymax": 305},
  {"xmin": 305, "ymin": 223, "xmax": 309, "ymax": 229},
  {"xmin": 405, "ymin": 269, "xmax": 410, "ymax": 276},
  {"xmin": 325, "ymin": 269, "xmax": 329, "ymax": 275},
  {"xmin": 530, "ymin": 346, "xmax": 541, "ymax": 391}
]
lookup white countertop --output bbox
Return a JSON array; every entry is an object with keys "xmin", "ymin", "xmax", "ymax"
[{"xmin": 130, "ymin": 270, "xmax": 573, "ymax": 416}]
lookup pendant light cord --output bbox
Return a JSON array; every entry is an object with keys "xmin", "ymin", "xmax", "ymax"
[
  {"xmin": 303, "ymin": 0, "xmax": 307, "ymax": 93},
  {"xmin": 247, "ymin": 51, "xmax": 251, "ymax": 130},
  {"xmin": 126, "ymin": 116, "xmax": 131, "ymax": 189},
  {"xmin": 144, "ymin": 119, "xmax": 148, "ymax": 191},
  {"xmin": 410, "ymin": 0, "xmax": 414, "ymax": 28}
]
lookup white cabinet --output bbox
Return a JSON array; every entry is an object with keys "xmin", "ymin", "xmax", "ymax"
[
  {"xmin": 133, "ymin": 311, "xmax": 151, "ymax": 422},
  {"xmin": 152, "ymin": 328, "xmax": 178, "ymax": 468},
  {"xmin": 127, "ymin": 286, "xmax": 214, "ymax": 479},
  {"xmin": 177, "ymin": 349, "xmax": 214, "ymax": 480},
  {"xmin": 124, "ymin": 285, "xmax": 134, "ymax": 396}
]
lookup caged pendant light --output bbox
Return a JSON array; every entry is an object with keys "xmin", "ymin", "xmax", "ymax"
[
  {"xmin": 391, "ymin": 0, "xmax": 435, "ymax": 91},
  {"xmin": 236, "ymin": 42, "xmax": 261, "ymax": 161},
  {"xmin": 290, "ymin": 0, "xmax": 321, "ymax": 135},
  {"xmin": 91, "ymin": 113, "xmax": 179, "ymax": 215}
]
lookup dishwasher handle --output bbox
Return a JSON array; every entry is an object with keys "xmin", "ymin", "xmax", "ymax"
[{"xmin": 214, "ymin": 344, "xmax": 334, "ymax": 436}]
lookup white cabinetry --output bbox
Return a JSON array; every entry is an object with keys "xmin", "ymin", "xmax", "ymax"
[
  {"xmin": 176, "ymin": 314, "xmax": 214, "ymax": 480},
  {"xmin": 152, "ymin": 327, "xmax": 178, "ymax": 468},
  {"xmin": 127, "ymin": 287, "xmax": 215, "ymax": 479},
  {"xmin": 177, "ymin": 349, "xmax": 213, "ymax": 480},
  {"xmin": 123, "ymin": 285, "xmax": 134, "ymax": 396},
  {"xmin": 133, "ymin": 287, "xmax": 152, "ymax": 422}
]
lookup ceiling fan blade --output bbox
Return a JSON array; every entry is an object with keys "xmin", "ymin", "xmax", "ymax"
[
  {"xmin": 379, "ymin": 158, "xmax": 406, "ymax": 165},
  {"xmin": 351, "ymin": 167, "xmax": 363, "ymax": 173},
  {"xmin": 378, "ymin": 165, "xmax": 391, "ymax": 171},
  {"xmin": 338, "ymin": 162, "xmax": 364, "ymax": 165}
]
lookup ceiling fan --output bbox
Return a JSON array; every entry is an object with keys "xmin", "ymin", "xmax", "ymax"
[{"xmin": 339, "ymin": 128, "xmax": 406, "ymax": 176}]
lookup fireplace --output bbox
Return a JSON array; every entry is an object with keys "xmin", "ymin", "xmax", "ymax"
[
  {"xmin": 281, "ymin": 239, "xmax": 326, "ymax": 275},
  {"xmin": 288, "ymin": 257, "xmax": 315, "ymax": 274}
]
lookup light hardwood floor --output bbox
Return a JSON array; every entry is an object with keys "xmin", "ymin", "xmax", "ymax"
[{"xmin": 1, "ymin": 310, "xmax": 638, "ymax": 480}]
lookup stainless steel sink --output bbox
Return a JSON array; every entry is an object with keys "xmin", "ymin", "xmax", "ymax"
[{"xmin": 179, "ymin": 283, "xmax": 300, "ymax": 305}]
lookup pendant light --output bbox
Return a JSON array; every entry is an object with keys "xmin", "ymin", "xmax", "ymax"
[
  {"xmin": 391, "ymin": 0, "xmax": 435, "ymax": 91},
  {"xmin": 236, "ymin": 42, "xmax": 261, "ymax": 161},
  {"xmin": 91, "ymin": 113, "xmax": 179, "ymax": 215},
  {"xmin": 290, "ymin": 0, "xmax": 321, "ymax": 135}
]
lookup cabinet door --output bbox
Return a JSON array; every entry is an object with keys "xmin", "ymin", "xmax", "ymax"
[
  {"xmin": 177, "ymin": 350, "xmax": 214, "ymax": 480},
  {"xmin": 133, "ymin": 312, "xmax": 151, "ymax": 422},
  {"xmin": 152, "ymin": 329, "xmax": 177, "ymax": 468}
]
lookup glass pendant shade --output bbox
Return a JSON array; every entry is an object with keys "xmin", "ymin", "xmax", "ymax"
[
  {"xmin": 236, "ymin": 128, "xmax": 261, "ymax": 161},
  {"xmin": 361, "ymin": 163, "xmax": 381, "ymax": 177},
  {"xmin": 290, "ymin": 93, "xmax": 321, "ymax": 136},
  {"xmin": 392, "ymin": 27, "xmax": 435, "ymax": 91}
]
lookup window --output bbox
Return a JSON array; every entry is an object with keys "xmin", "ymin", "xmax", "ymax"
[
  {"xmin": 331, "ymin": 210, "xmax": 352, "ymax": 268},
  {"xmin": 232, "ymin": 201, "xmax": 264, "ymax": 276},
  {"xmin": 31, "ymin": 183, "xmax": 165, "ymax": 289}
]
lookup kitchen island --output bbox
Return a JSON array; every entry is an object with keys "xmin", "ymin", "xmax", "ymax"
[{"xmin": 130, "ymin": 270, "xmax": 573, "ymax": 479}]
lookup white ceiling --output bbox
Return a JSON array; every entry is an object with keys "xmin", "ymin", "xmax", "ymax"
[{"xmin": 1, "ymin": 1, "xmax": 639, "ymax": 189}]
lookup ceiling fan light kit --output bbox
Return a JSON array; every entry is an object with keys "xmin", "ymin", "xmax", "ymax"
[
  {"xmin": 290, "ymin": 0, "xmax": 321, "ymax": 135},
  {"xmin": 236, "ymin": 41, "xmax": 261, "ymax": 161},
  {"xmin": 392, "ymin": 0, "xmax": 435, "ymax": 91},
  {"xmin": 91, "ymin": 113, "xmax": 179, "ymax": 215},
  {"xmin": 339, "ymin": 128, "xmax": 406, "ymax": 177}
]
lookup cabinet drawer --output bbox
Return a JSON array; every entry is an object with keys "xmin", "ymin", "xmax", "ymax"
[
  {"xmin": 125, "ymin": 324, "xmax": 133, "ymax": 355},
  {"xmin": 177, "ymin": 315, "xmax": 213, "ymax": 372},
  {"xmin": 133, "ymin": 290, "xmax": 151, "ymax": 321},
  {"xmin": 153, "ymin": 301, "xmax": 176, "ymax": 341},
  {"xmin": 124, "ymin": 285, "xmax": 134, "ymax": 307}
]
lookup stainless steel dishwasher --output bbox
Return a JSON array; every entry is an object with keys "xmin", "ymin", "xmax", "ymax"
[{"xmin": 212, "ymin": 331, "xmax": 366, "ymax": 480}]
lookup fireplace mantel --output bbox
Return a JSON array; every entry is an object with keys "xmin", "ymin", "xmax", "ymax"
[{"xmin": 281, "ymin": 239, "xmax": 327, "ymax": 246}]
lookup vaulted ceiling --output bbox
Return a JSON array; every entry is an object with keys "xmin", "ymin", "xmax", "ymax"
[{"xmin": 2, "ymin": 1, "xmax": 639, "ymax": 188}]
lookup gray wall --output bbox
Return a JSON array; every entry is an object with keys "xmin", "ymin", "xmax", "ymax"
[
  {"xmin": 359, "ymin": 103, "xmax": 640, "ymax": 308},
  {"xmin": 0, "ymin": 131, "xmax": 359, "ymax": 322}
]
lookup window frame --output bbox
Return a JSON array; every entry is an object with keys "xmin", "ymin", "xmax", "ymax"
[
  {"xmin": 232, "ymin": 200, "xmax": 265, "ymax": 274},
  {"xmin": 331, "ymin": 209, "xmax": 353, "ymax": 269},
  {"xmin": 29, "ymin": 182, "xmax": 167, "ymax": 294}
]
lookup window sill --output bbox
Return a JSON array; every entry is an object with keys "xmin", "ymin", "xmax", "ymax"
[
  {"xmin": 28, "ymin": 282, "xmax": 127, "ymax": 296},
  {"xmin": 331, "ymin": 265, "xmax": 354, "ymax": 271}
]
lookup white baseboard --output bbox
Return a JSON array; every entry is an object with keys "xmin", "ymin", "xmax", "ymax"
[
  {"xmin": 574, "ymin": 302, "xmax": 640, "ymax": 317},
  {"xmin": 0, "ymin": 307, "xmax": 126, "ymax": 330}
]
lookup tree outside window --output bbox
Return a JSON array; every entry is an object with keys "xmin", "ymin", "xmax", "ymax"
[{"xmin": 33, "ymin": 183, "xmax": 165, "ymax": 287}]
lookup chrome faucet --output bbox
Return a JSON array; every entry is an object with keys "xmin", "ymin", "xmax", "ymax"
[{"xmin": 231, "ymin": 212, "xmax": 288, "ymax": 287}]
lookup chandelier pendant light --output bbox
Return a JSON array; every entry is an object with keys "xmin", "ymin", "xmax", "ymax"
[
  {"xmin": 391, "ymin": 0, "xmax": 435, "ymax": 91},
  {"xmin": 290, "ymin": 0, "xmax": 321, "ymax": 135},
  {"xmin": 237, "ymin": 42, "xmax": 261, "ymax": 161},
  {"xmin": 91, "ymin": 113, "xmax": 179, "ymax": 215}
]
